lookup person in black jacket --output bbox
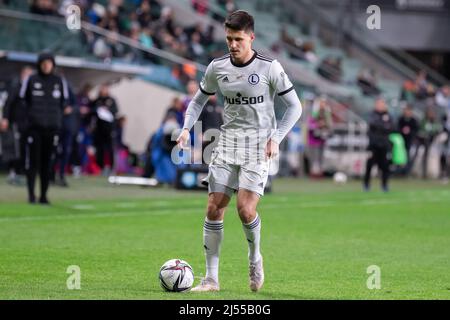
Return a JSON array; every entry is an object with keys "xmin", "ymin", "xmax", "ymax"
[
  {"xmin": 19, "ymin": 52, "xmax": 69, "ymax": 204},
  {"xmin": 1, "ymin": 66, "xmax": 34, "ymax": 184},
  {"xmin": 91, "ymin": 83, "xmax": 119, "ymax": 175},
  {"xmin": 363, "ymin": 97, "xmax": 395, "ymax": 192}
]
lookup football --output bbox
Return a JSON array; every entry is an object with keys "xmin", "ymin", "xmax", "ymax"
[
  {"xmin": 333, "ymin": 172, "xmax": 348, "ymax": 184},
  {"xmin": 159, "ymin": 259, "xmax": 194, "ymax": 292}
]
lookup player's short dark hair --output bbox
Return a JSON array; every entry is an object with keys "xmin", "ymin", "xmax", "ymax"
[{"xmin": 224, "ymin": 10, "xmax": 254, "ymax": 33}]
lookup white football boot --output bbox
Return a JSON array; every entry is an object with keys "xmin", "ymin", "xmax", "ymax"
[
  {"xmin": 190, "ymin": 277, "xmax": 220, "ymax": 292},
  {"xmin": 249, "ymin": 256, "xmax": 264, "ymax": 292}
]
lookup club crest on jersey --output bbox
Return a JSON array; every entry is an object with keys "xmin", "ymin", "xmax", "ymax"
[
  {"xmin": 248, "ymin": 73, "xmax": 259, "ymax": 85},
  {"xmin": 52, "ymin": 89, "xmax": 61, "ymax": 99}
]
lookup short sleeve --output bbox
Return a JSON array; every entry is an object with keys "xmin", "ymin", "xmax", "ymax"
[
  {"xmin": 269, "ymin": 60, "xmax": 294, "ymax": 96},
  {"xmin": 199, "ymin": 61, "xmax": 218, "ymax": 95}
]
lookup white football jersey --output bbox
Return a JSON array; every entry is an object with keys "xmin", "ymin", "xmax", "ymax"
[{"xmin": 200, "ymin": 50, "xmax": 294, "ymax": 151}]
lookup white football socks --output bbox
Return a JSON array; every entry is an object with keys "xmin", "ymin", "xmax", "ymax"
[
  {"xmin": 203, "ymin": 218, "xmax": 224, "ymax": 283},
  {"xmin": 242, "ymin": 214, "xmax": 262, "ymax": 264}
]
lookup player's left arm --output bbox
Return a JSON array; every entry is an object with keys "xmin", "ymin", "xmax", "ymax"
[{"xmin": 267, "ymin": 60, "xmax": 302, "ymax": 158}]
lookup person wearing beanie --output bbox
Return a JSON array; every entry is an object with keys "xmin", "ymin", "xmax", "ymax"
[{"xmin": 19, "ymin": 51, "xmax": 70, "ymax": 204}]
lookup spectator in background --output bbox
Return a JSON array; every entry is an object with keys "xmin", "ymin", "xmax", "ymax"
[
  {"xmin": 439, "ymin": 114, "xmax": 450, "ymax": 183},
  {"xmin": 212, "ymin": 0, "xmax": 238, "ymax": 22},
  {"xmin": 114, "ymin": 115, "xmax": 137, "ymax": 175},
  {"xmin": 115, "ymin": 115, "xmax": 128, "ymax": 150},
  {"xmin": 202, "ymin": 24, "xmax": 216, "ymax": 48},
  {"xmin": 222, "ymin": 0, "xmax": 237, "ymax": 15},
  {"xmin": 301, "ymin": 41, "xmax": 318, "ymax": 63},
  {"xmin": 158, "ymin": 6, "xmax": 176, "ymax": 38},
  {"xmin": 53, "ymin": 83, "xmax": 79, "ymax": 187},
  {"xmin": 188, "ymin": 32, "xmax": 206, "ymax": 62},
  {"xmin": 151, "ymin": 113, "xmax": 179, "ymax": 184},
  {"xmin": 73, "ymin": 83, "xmax": 94, "ymax": 176},
  {"xmin": 417, "ymin": 107, "xmax": 442, "ymax": 179},
  {"xmin": 363, "ymin": 97, "xmax": 395, "ymax": 192},
  {"xmin": 191, "ymin": 0, "xmax": 209, "ymax": 15},
  {"xmin": 91, "ymin": 83, "xmax": 119, "ymax": 175},
  {"xmin": 139, "ymin": 26, "xmax": 160, "ymax": 63},
  {"xmin": 142, "ymin": 132, "xmax": 156, "ymax": 179},
  {"xmin": 181, "ymin": 80, "xmax": 199, "ymax": 113},
  {"xmin": 357, "ymin": 68, "xmax": 381, "ymax": 96},
  {"xmin": 165, "ymin": 96, "xmax": 185, "ymax": 128},
  {"xmin": 197, "ymin": 95, "xmax": 223, "ymax": 164},
  {"xmin": 317, "ymin": 56, "xmax": 342, "ymax": 83},
  {"xmin": 92, "ymin": 36, "xmax": 112, "ymax": 61},
  {"xmin": 136, "ymin": 0, "xmax": 154, "ymax": 27},
  {"xmin": 397, "ymin": 104, "xmax": 419, "ymax": 175},
  {"xmin": 414, "ymin": 70, "xmax": 435, "ymax": 100},
  {"xmin": 0, "ymin": 66, "xmax": 34, "ymax": 185},
  {"xmin": 172, "ymin": 64, "xmax": 194, "ymax": 87},
  {"xmin": 435, "ymin": 85, "xmax": 450, "ymax": 112},
  {"xmin": 400, "ymin": 79, "xmax": 417, "ymax": 104},
  {"xmin": 30, "ymin": 0, "xmax": 58, "ymax": 15},
  {"xmin": 106, "ymin": 31, "xmax": 127, "ymax": 58},
  {"xmin": 307, "ymin": 97, "xmax": 332, "ymax": 177},
  {"xmin": 276, "ymin": 26, "xmax": 317, "ymax": 63},
  {"xmin": 198, "ymin": 95, "xmax": 223, "ymax": 133}
]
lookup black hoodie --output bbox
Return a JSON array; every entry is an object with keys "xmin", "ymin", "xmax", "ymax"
[
  {"xmin": 19, "ymin": 52, "xmax": 68, "ymax": 130},
  {"xmin": 367, "ymin": 110, "xmax": 395, "ymax": 149}
]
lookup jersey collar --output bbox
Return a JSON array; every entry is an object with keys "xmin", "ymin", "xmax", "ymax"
[{"xmin": 230, "ymin": 50, "xmax": 257, "ymax": 68}]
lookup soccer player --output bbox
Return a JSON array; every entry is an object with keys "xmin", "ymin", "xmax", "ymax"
[{"xmin": 177, "ymin": 10, "xmax": 302, "ymax": 292}]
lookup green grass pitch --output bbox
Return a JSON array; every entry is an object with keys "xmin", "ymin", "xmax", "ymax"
[{"xmin": 0, "ymin": 176, "xmax": 449, "ymax": 299}]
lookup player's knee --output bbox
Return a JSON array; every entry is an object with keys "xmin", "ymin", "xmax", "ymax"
[
  {"xmin": 206, "ymin": 203, "xmax": 225, "ymax": 220},
  {"xmin": 237, "ymin": 204, "xmax": 255, "ymax": 223}
]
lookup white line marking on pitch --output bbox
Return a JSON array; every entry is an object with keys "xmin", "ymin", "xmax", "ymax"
[
  {"xmin": 116, "ymin": 203, "xmax": 137, "ymax": 208},
  {"xmin": 0, "ymin": 207, "xmax": 196, "ymax": 223},
  {"xmin": 2, "ymin": 195, "xmax": 449, "ymax": 223},
  {"xmin": 72, "ymin": 204, "xmax": 95, "ymax": 210}
]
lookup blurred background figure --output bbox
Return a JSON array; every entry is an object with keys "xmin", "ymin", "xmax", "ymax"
[
  {"xmin": 397, "ymin": 104, "xmax": 419, "ymax": 176},
  {"xmin": 150, "ymin": 113, "xmax": 180, "ymax": 185},
  {"xmin": 165, "ymin": 96, "xmax": 184, "ymax": 128},
  {"xmin": 20, "ymin": 52, "xmax": 69, "ymax": 204},
  {"xmin": 197, "ymin": 95, "xmax": 223, "ymax": 164},
  {"xmin": 91, "ymin": 83, "xmax": 119, "ymax": 176},
  {"xmin": 357, "ymin": 68, "xmax": 381, "ymax": 96},
  {"xmin": 317, "ymin": 56, "xmax": 342, "ymax": 83},
  {"xmin": 73, "ymin": 83, "xmax": 94, "ymax": 178},
  {"xmin": 52, "ymin": 82, "xmax": 79, "ymax": 187},
  {"xmin": 416, "ymin": 107, "xmax": 442, "ymax": 179},
  {"xmin": 439, "ymin": 114, "xmax": 450, "ymax": 183},
  {"xmin": 363, "ymin": 97, "xmax": 395, "ymax": 192},
  {"xmin": 0, "ymin": 66, "xmax": 34, "ymax": 185},
  {"xmin": 307, "ymin": 96, "xmax": 332, "ymax": 178}
]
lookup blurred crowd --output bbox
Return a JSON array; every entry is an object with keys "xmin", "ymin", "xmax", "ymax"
[
  {"xmin": 27, "ymin": 0, "xmax": 230, "ymax": 87},
  {"xmin": 0, "ymin": 63, "xmax": 225, "ymax": 188},
  {"xmin": 304, "ymin": 95, "xmax": 450, "ymax": 183},
  {"xmin": 142, "ymin": 80, "xmax": 224, "ymax": 184},
  {"xmin": 0, "ymin": 65, "xmax": 130, "ymax": 187}
]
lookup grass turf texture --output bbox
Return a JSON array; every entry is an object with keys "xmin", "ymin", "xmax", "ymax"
[{"xmin": 0, "ymin": 176, "xmax": 449, "ymax": 299}]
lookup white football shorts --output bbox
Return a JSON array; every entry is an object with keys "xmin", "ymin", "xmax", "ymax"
[{"xmin": 201, "ymin": 148, "xmax": 270, "ymax": 197}]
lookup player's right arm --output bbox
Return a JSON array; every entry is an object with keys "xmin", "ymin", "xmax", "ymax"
[{"xmin": 177, "ymin": 61, "xmax": 218, "ymax": 149}]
